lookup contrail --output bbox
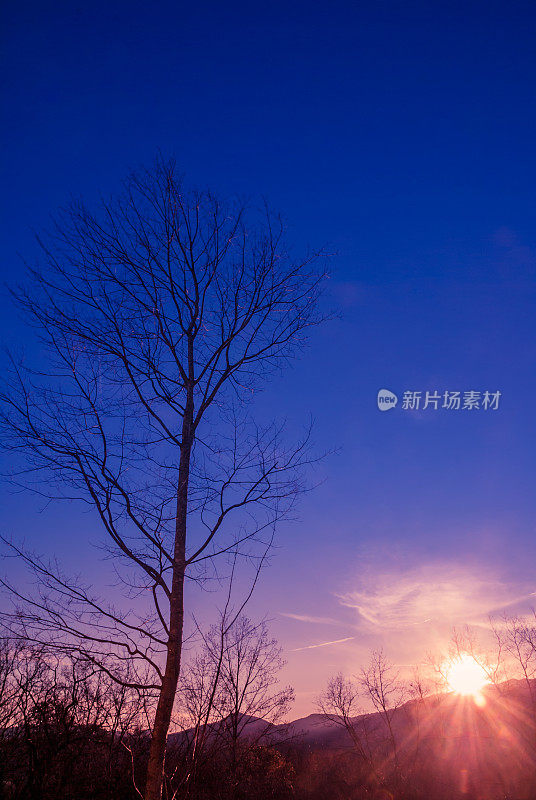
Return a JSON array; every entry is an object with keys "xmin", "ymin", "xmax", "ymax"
[{"xmin": 291, "ymin": 636, "xmax": 354, "ymax": 652}]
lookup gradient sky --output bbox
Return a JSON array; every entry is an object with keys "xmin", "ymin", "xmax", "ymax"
[{"xmin": 2, "ymin": 1, "xmax": 536, "ymax": 717}]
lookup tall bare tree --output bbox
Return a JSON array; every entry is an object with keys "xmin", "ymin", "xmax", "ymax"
[{"xmin": 0, "ymin": 157, "xmax": 328, "ymax": 799}]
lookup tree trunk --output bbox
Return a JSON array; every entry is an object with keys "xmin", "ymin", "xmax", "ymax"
[{"xmin": 144, "ymin": 388, "xmax": 194, "ymax": 800}]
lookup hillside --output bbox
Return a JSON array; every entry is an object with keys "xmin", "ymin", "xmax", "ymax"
[{"xmin": 166, "ymin": 679, "xmax": 536, "ymax": 799}]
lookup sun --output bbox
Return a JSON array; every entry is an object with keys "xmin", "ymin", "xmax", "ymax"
[{"xmin": 446, "ymin": 654, "xmax": 489, "ymax": 703}]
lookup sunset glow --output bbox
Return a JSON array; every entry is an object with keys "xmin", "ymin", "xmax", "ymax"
[{"xmin": 446, "ymin": 654, "xmax": 490, "ymax": 702}]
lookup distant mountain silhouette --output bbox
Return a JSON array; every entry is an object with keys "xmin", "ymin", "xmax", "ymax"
[{"xmin": 171, "ymin": 677, "xmax": 536, "ymax": 754}]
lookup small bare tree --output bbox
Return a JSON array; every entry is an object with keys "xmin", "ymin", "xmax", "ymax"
[
  {"xmin": 317, "ymin": 650, "xmax": 408, "ymax": 793},
  {"xmin": 175, "ymin": 614, "xmax": 293, "ymax": 799},
  {"xmin": 360, "ymin": 649, "xmax": 407, "ymax": 782},
  {"xmin": 317, "ymin": 672, "xmax": 377, "ymax": 776},
  {"xmin": 489, "ymin": 613, "xmax": 536, "ymax": 764},
  {"xmin": 491, "ymin": 615, "xmax": 536, "ymax": 694},
  {"xmin": 208, "ymin": 617, "xmax": 293, "ymax": 775},
  {"xmin": 0, "ymin": 157, "xmax": 328, "ymax": 799}
]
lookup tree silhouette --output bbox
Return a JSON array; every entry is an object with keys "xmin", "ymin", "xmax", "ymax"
[{"xmin": 0, "ymin": 156, "xmax": 328, "ymax": 799}]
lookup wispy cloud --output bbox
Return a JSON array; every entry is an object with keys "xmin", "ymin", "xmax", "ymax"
[
  {"xmin": 291, "ymin": 636, "xmax": 354, "ymax": 652},
  {"xmin": 337, "ymin": 562, "xmax": 536, "ymax": 632}
]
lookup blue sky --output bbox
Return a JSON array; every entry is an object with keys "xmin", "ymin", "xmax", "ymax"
[{"xmin": 1, "ymin": 0, "xmax": 536, "ymax": 715}]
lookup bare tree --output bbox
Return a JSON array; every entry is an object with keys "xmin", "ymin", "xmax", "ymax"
[
  {"xmin": 491, "ymin": 614, "xmax": 536, "ymax": 695},
  {"xmin": 0, "ymin": 157, "xmax": 328, "ymax": 799},
  {"xmin": 0, "ymin": 640, "xmax": 145, "ymax": 799},
  {"xmin": 207, "ymin": 617, "xmax": 293, "ymax": 784},
  {"xmin": 489, "ymin": 613, "xmax": 536, "ymax": 767},
  {"xmin": 317, "ymin": 650, "xmax": 408, "ymax": 793},
  {"xmin": 0, "ymin": 637, "xmax": 20, "ymax": 736},
  {"xmin": 174, "ymin": 614, "xmax": 293, "ymax": 799},
  {"xmin": 360, "ymin": 649, "xmax": 407, "ymax": 783},
  {"xmin": 317, "ymin": 672, "xmax": 378, "ymax": 777}
]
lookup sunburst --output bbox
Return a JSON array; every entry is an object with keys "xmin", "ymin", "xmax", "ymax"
[{"xmin": 445, "ymin": 654, "xmax": 489, "ymax": 704}]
